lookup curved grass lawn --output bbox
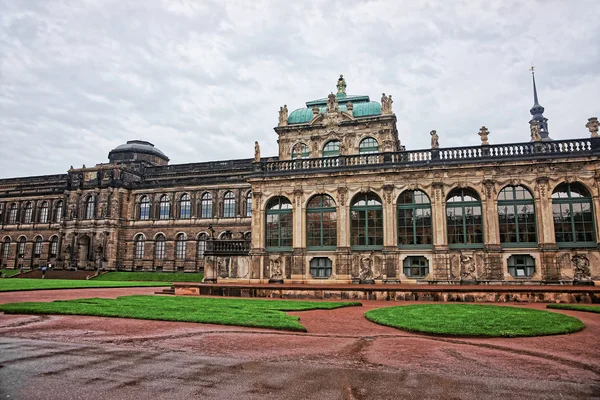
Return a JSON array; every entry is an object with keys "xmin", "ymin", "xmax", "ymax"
[
  {"xmin": 365, "ymin": 304, "xmax": 584, "ymax": 338},
  {"xmin": 1, "ymin": 269, "xmax": 20, "ymax": 277},
  {"xmin": 547, "ymin": 304, "xmax": 600, "ymax": 314},
  {"xmin": 0, "ymin": 296, "xmax": 361, "ymax": 331},
  {"xmin": 0, "ymin": 278, "xmax": 169, "ymax": 292},
  {"xmin": 93, "ymin": 272, "xmax": 204, "ymax": 282}
]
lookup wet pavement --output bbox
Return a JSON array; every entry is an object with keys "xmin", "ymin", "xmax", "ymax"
[{"xmin": 0, "ymin": 288, "xmax": 599, "ymax": 399}]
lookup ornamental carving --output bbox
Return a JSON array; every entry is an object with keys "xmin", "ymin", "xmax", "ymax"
[
  {"xmin": 586, "ymin": 117, "xmax": 599, "ymax": 138},
  {"xmin": 278, "ymin": 105, "xmax": 288, "ymax": 127},
  {"xmin": 482, "ymin": 179, "xmax": 496, "ymax": 198},
  {"xmin": 535, "ymin": 177, "xmax": 549, "ymax": 198},
  {"xmin": 478, "ymin": 126, "xmax": 490, "ymax": 145},
  {"xmin": 383, "ymin": 184, "xmax": 394, "ymax": 204},
  {"xmin": 381, "ymin": 93, "xmax": 393, "ymax": 115},
  {"xmin": 337, "ymin": 187, "xmax": 347, "ymax": 205},
  {"xmin": 572, "ymin": 254, "xmax": 591, "ymax": 281}
]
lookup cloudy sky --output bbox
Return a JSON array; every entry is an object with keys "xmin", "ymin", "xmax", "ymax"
[{"xmin": 1, "ymin": 0, "xmax": 598, "ymax": 178}]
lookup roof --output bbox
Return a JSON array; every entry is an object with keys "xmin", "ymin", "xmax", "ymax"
[{"xmin": 108, "ymin": 140, "xmax": 169, "ymax": 161}]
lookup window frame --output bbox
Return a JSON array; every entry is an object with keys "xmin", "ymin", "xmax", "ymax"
[
  {"xmin": 359, "ymin": 137, "xmax": 379, "ymax": 154},
  {"xmin": 23, "ymin": 202, "xmax": 33, "ymax": 224},
  {"xmin": 350, "ymin": 193, "xmax": 384, "ymax": 250},
  {"xmin": 200, "ymin": 193, "xmax": 213, "ymax": 219},
  {"xmin": 85, "ymin": 196, "xmax": 95, "ymax": 220},
  {"xmin": 139, "ymin": 196, "xmax": 150, "ymax": 220},
  {"xmin": 223, "ymin": 192, "xmax": 236, "ymax": 218},
  {"xmin": 8, "ymin": 203, "xmax": 18, "ymax": 224},
  {"xmin": 306, "ymin": 195, "xmax": 337, "ymax": 251},
  {"xmin": 498, "ymin": 186, "xmax": 538, "ymax": 248},
  {"xmin": 245, "ymin": 192, "xmax": 252, "ymax": 217},
  {"xmin": 154, "ymin": 234, "xmax": 166, "ymax": 260},
  {"xmin": 197, "ymin": 233, "xmax": 208, "ymax": 259},
  {"xmin": 158, "ymin": 195, "xmax": 170, "ymax": 220},
  {"xmin": 323, "ymin": 140, "xmax": 340, "ymax": 157},
  {"xmin": 403, "ymin": 256, "xmax": 430, "ymax": 278},
  {"xmin": 39, "ymin": 202, "xmax": 49, "ymax": 223},
  {"xmin": 291, "ymin": 142, "xmax": 310, "ymax": 159},
  {"xmin": 397, "ymin": 190, "xmax": 433, "ymax": 249},
  {"xmin": 552, "ymin": 182, "xmax": 596, "ymax": 248},
  {"xmin": 179, "ymin": 193, "xmax": 191, "ymax": 219},
  {"xmin": 265, "ymin": 197, "xmax": 293, "ymax": 252},
  {"xmin": 33, "ymin": 236, "xmax": 43, "ymax": 258},
  {"xmin": 54, "ymin": 201, "xmax": 63, "ymax": 223},
  {"xmin": 309, "ymin": 257, "xmax": 332, "ymax": 278},
  {"xmin": 507, "ymin": 254, "xmax": 536, "ymax": 278},
  {"xmin": 50, "ymin": 236, "xmax": 58, "ymax": 258},
  {"xmin": 446, "ymin": 188, "xmax": 484, "ymax": 249},
  {"xmin": 175, "ymin": 233, "xmax": 187, "ymax": 260},
  {"xmin": 134, "ymin": 234, "xmax": 145, "ymax": 259},
  {"xmin": 2, "ymin": 238, "xmax": 10, "ymax": 259}
]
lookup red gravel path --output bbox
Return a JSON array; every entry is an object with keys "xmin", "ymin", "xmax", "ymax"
[{"xmin": 0, "ymin": 288, "xmax": 599, "ymax": 399}]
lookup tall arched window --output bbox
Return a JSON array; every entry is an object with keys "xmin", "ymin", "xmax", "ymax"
[
  {"xmin": 265, "ymin": 197, "xmax": 293, "ymax": 251},
  {"xmin": 17, "ymin": 237, "xmax": 26, "ymax": 257},
  {"xmin": 85, "ymin": 196, "xmax": 95, "ymax": 220},
  {"xmin": 351, "ymin": 193, "xmax": 383, "ymax": 249},
  {"xmin": 446, "ymin": 188, "xmax": 483, "ymax": 247},
  {"xmin": 197, "ymin": 233, "xmax": 208, "ymax": 259},
  {"xmin": 359, "ymin": 137, "xmax": 379, "ymax": 154},
  {"xmin": 179, "ymin": 194, "xmax": 191, "ymax": 219},
  {"xmin": 159, "ymin": 195, "xmax": 170, "ymax": 219},
  {"xmin": 223, "ymin": 192, "xmax": 236, "ymax": 218},
  {"xmin": 498, "ymin": 186, "xmax": 537, "ymax": 246},
  {"xmin": 23, "ymin": 202, "xmax": 33, "ymax": 224},
  {"xmin": 154, "ymin": 234, "xmax": 166, "ymax": 260},
  {"xmin": 54, "ymin": 201, "xmax": 63, "ymax": 223},
  {"xmin": 50, "ymin": 236, "xmax": 58, "ymax": 258},
  {"xmin": 552, "ymin": 182, "xmax": 595, "ymax": 247},
  {"xmin": 292, "ymin": 143, "xmax": 310, "ymax": 159},
  {"xmin": 134, "ymin": 234, "xmax": 145, "ymax": 259},
  {"xmin": 39, "ymin": 202, "xmax": 49, "ymax": 223},
  {"xmin": 245, "ymin": 192, "xmax": 252, "ymax": 217},
  {"xmin": 323, "ymin": 140, "xmax": 340, "ymax": 157},
  {"xmin": 139, "ymin": 196, "xmax": 150, "ymax": 220},
  {"xmin": 2, "ymin": 237, "xmax": 10, "ymax": 259},
  {"xmin": 397, "ymin": 190, "xmax": 432, "ymax": 248},
  {"xmin": 200, "ymin": 193, "xmax": 213, "ymax": 219},
  {"xmin": 175, "ymin": 233, "xmax": 187, "ymax": 259},
  {"xmin": 8, "ymin": 203, "xmax": 18, "ymax": 224},
  {"xmin": 33, "ymin": 236, "xmax": 43, "ymax": 258},
  {"xmin": 306, "ymin": 195, "xmax": 337, "ymax": 249}
]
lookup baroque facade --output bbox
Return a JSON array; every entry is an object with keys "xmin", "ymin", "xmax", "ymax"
[{"xmin": 1, "ymin": 75, "xmax": 600, "ymax": 284}]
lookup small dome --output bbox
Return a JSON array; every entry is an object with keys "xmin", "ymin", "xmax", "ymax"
[
  {"xmin": 108, "ymin": 140, "xmax": 169, "ymax": 165},
  {"xmin": 287, "ymin": 100, "xmax": 382, "ymax": 125}
]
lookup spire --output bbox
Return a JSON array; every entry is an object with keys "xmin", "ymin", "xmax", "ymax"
[{"xmin": 528, "ymin": 66, "xmax": 551, "ymax": 141}]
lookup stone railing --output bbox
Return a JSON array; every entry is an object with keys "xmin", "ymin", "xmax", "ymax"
[
  {"xmin": 205, "ymin": 240, "xmax": 250, "ymax": 256},
  {"xmin": 257, "ymin": 138, "xmax": 596, "ymax": 174}
]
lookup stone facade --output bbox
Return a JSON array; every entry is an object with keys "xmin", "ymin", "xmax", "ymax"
[{"xmin": 1, "ymin": 79, "xmax": 599, "ymax": 285}]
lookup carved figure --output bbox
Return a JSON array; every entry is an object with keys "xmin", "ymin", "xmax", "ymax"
[
  {"xmin": 530, "ymin": 121, "xmax": 542, "ymax": 142},
  {"xmin": 270, "ymin": 258, "xmax": 283, "ymax": 280},
  {"xmin": 478, "ymin": 126, "xmax": 490, "ymax": 145},
  {"xmin": 586, "ymin": 117, "xmax": 599, "ymax": 138},
  {"xmin": 254, "ymin": 141, "xmax": 260, "ymax": 162},
  {"xmin": 326, "ymin": 93, "xmax": 338, "ymax": 113},
  {"xmin": 278, "ymin": 105, "xmax": 288, "ymax": 126},
  {"xmin": 460, "ymin": 253, "xmax": 476, "ymax": 280},
  {"xmin": 336, "ymin": 74, "xmax": 346, "ymax": 94},
  {"xmin": 359, "ymin": 257, "xmax": 374, "ymax": 281},
  {"xmin": 346, "ymin": 101, "xmax": 353, "ymax": 112},
  {"xmin": 208, "ymin": 223, "xmax": 216, "ymax": 239},
  {"xmin": 430, "ymin": 130, "xmax": 439, "ymax": 149},
  {"xmin": 381, "ymin": 93, "xmax": 393, "ymax": 115},
  {"xmin": 100, "ymin": 204, "xmax": 107, "ymax": 218},
  {"xmin": 312, "ymin": 105, "xmax": 320, "ymax": 116},
  {"xmin": 572, "ymin": 254, "xmax": 591, "ymax": 281}
]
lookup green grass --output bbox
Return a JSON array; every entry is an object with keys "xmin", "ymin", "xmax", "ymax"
[
  {"xmin": 93, "ymin": 272, "xmax": 204, "ymax": 282},
  {"xmin": 0, "ymin": 296, "xmax": 362, "ymax": 331},
  {"xmin": 0, "ymin": 278, "xmax": 169, "ymax": 292},
  {"xmin": 365, "ymin": 304, "xmax": 584, "ymax": 338},
  {"xmin": 1, "ymin": 269, "xmax": 20, "ymax": 277},
  {"xmin": 547, "ymin": 304, "xmax": 600, "ymax": 314}
]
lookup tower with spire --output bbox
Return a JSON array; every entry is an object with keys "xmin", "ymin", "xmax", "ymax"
[{"xmin": 529, "ymin": 66, "xmax": 552, "ymax": 141}]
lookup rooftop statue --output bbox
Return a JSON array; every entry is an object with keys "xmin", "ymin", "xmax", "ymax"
[
  {"xmin": 430, "ymin": 130, "xmax": 439, "ymax": 149},
  {"xmin": 586, "ymin": 117, "xmax": 599, "ymax": 138},
  {"xmin": 381, "ymin": 93, "xmax": 393, "ymax": 115},
  {"xmin": 254, "ymin": 141, "xmax": 260, "ymax": 162},
  {"xmin": 530, "ymin": 121, "xmax": 542, "ymax": 142},
  {"xmin": 478, "ymin": 126, "xmax": 490, "ymax": 145},
  {"xmin": 278, "ymin": 105, "xmax": 288, "ymax": 127},
  {"xmin": 326, "ymin": 93, "xmax": 338, "ymax": 113}
]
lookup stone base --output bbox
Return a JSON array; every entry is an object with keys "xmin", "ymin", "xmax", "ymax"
[
  {"xmin": 269, "ymin": 278, "xmax": 284, "ymax": 284},
  {"xmin": 573, "ymin": 280, "xmax": 595, "ymax": 286},
  {"xmin": 203, "ymin": 278, "xmax": 218, "ymax": 284},
  {"xmin": 383, "ymin": 279, "xmax": 400, "ymax": 284},
  {"xmin": 359, "ymin": 279, "xmax": 375, "ymax": 285},
  {"xmin": 460, "ymin": 280, "xmax": 477, "ymax": 285}
]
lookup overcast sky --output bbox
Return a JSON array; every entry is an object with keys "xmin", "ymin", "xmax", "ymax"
[{"xmin": 1, "ymin": 0, "xmax": 598, "ymax": 178}]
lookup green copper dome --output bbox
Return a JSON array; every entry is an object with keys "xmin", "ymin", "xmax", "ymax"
[{"xmin": 287, "ymin": 75, "xmax": 383, "ymax": 125}]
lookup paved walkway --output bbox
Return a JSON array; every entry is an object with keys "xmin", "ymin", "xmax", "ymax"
[{"xmin": 0, "ymin": 288, "xmax": 599, "ymax": 399}]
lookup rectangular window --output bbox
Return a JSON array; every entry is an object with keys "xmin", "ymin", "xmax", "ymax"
[{"xmin": 310, "ymin": 257, "xmax": 332, "ymax": 278}]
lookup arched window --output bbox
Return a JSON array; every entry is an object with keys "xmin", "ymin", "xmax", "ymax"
[
  {"xmin": 33, "ymin": 236, "xmax": 43, "ymax": 258},
  {"xmin": 2, "ymin": 237, "xmax": 11, "ymax": 259},
  {"xmin": 292, "ymin": 143, "xmax": 310, "ymax": 159},
  {"xmin": 179, "ymin": 194, "xmax": 191, "ymax": 219},
  {"xmin": 446, "ymin": 188, "xmax": 483, "ymax": 247},
  {"xmin": 23, "ymin": 202, "xmax": 33, "ymax": 224},
  {"xmin": 134, "ymin": 234, "xmax": 145, "ymax": 259},
  {"xmin": 223, "ymin": 192, "xmax": 236, "ymax": 218},
  {"xmin": 139, "ymin": 196, "xmax": 150, "ymax": 220},
  {"xmin": 50, "ymin": 236, "xmax": 58, "ymax": 258},
  {"xmin": 323, "ymin": 140, "xmax": 340, "ymax": 157},
  {"xmin": 197, "ymin": 233, "xmax": 208, "ymax": 259},
  {"xmin": 397, "ymin": 190, "xmax": 432, "ymax": 248},
  {"xmin": 39, "ymin": 202, "xmax": 49, "ymax": 223},
  {"xmin": 498, "ymin": 186, "xmax": 537, "ymax": 246},
  {"xmin": 359, "ymin": 137, "xmax": 379, "ymax": 154},
  {"xmin": 175, "ymin": 233, "xmax": 187, "ymax": 259},
  {"xmin": 350, "ymin": 193, "xmax": 383, "ymax": 249},
  {"xmin": 85, "ymin": 196, "xmax": 95, "ymax": 220},
  {"xmin": 9, "ymin": 203, "xmax": 18, "ymax": 224},
  {"xmin": 159, "ymin": 195, "xmax": 170, "ymax": 220},
  {"xmin": 17, "ymin": 237, "xmax": 26, "ymax": 257},
  {"xmin": 54, "ymin": 201, "xmax": 63, "ymax": 223},
  {"xmin": 265, "ymin": 197, "xmax": 293, "ymax": 251},
  {"xmin": 306, "ymin": 195, "xmax": 337, "ymax": 249},
  {"xmin": 200, "ymin": 193, "xmax": 213, "ymax": 219},
  {"xmin": 245, "ymin": 192, "xmax": 252, "ymax": 217},
  {"xmin": 552, "ymin": 182, "xmax": 596, "ymax": 247},
  {"xmin": 154, "ymin": 234, "xmax": 165, "ymax": 260}
]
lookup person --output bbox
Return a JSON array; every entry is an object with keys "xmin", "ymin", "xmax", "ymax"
[
  {"xmin": 41, "ymin": 264, "xmax": 47, "ymax": 279},
  {"xmin": 19, "ymin": 265, "xmax": 24, "ymax": 275}
]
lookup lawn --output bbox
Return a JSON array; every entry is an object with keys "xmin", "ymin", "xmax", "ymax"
[
  {"xmin": 1, "ymin": 269, "xmax": 20, "ymax": 277},
  {"xmin": 547, "ymin": 304, "xmax": 600, "ymax": 314},
  {"xmin": 93, "ymin": 271, "xmax": 204, "ymax": 282},
  {"xmin": 0, "ymin": 278, "xmax": 169, "ymax": 292},
  {"xmin": 0, "ymin": 296, "xmax": 362, "ymax": 331},
  {"xmin": 365, "ymin": 304, "xmax": 584, "ymax": 338}
]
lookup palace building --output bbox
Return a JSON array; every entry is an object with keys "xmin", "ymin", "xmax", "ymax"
[{"xmin": 1, "ymin": 75, "xmax": 599, "ymax": 284}]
